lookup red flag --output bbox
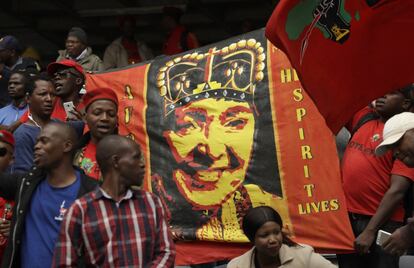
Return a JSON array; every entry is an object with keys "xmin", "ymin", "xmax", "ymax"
[{"xmin": 266, "ymin": 0, "xmax": 414, "ymax": 134}]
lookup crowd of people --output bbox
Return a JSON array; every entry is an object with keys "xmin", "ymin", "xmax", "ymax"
[
  {"xmin": 0, "ymin": 57, "xmax": 177, "ymax": 266},
  {"xmin": 0, "ymin": 5, "xmax": 414, "ymax": 268}
]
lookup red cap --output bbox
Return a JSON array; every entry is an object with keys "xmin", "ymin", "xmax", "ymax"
[
  {"xmin": 47, "ymin": 59, "xmax": 84, "ymax": 77},
  {"xmin": 0, "ymin": 130, "xmax": 15, "ymax": 147},
  {"xmin": 83, "ymin": 88, "xmax": 119, "ymax": 110}
]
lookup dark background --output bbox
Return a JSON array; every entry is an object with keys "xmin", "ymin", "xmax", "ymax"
[{"xmin": 0, "ymin": 0, "xmax": 279, "ymax": 67}]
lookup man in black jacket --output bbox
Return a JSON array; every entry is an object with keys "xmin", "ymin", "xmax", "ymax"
[{"xmin": 0, "ymin": 122, "xmax": 98, "ymax": 268}]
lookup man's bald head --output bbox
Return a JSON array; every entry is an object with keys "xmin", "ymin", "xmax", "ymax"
[
  {"xmin": 43, "ymin": 122, "xmax": 78, "ymax": 153},
  {"xmin": 96, "ymin": 135, "xmax": 140, "ymax": 175},
  {"xmin": 34, "ymin": 122, "xmax": 79, "ymax": 168}
]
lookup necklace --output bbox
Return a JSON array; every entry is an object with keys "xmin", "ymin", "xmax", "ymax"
[{"xmin": 28, "ymin": 113, "xmax": 42, "ymax": 129}]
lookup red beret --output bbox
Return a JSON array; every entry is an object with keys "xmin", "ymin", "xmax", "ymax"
[
  {"xmin": 0, "ymin": 130, "xmax": 15, "ymax": 147},
  {"xmin": 83, "ymin": 88, "xmax": 119, "ymax": 110},
  {"xmin": 47, "ymin": 59, "xmax": 84, "ymax": 77}
]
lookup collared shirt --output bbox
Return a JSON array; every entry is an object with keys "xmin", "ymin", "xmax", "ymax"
[
  {"xmin": 0, "ymin": 103, "xmax": 28, "ymax": 126},
  {"xmin": 66, "ymin": 48, "xmax": 88, "ymax": 61},
  {"xmin": 100, "ymin": 187, "xmax": 133, "ymax": 207},
  {"xmin": 52, "ymin": 187, "xmax": 175, "ymax": 268}
]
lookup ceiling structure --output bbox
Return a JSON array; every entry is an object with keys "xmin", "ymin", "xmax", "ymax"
[{"xmin": 0, "ymin": 0, "xmax": 279, "ymax": 66}]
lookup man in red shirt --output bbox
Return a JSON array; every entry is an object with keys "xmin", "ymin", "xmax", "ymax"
[
  {"xmin": 47, "ymin": 59, "xmax": 85, "ymax": 121},
  {"xmin": 161, "ymin": 6, "xmax": 199, "ymax": 55},
  {"xmin": 338, "ymin": 86, "xmax": 414, "ymax": 268},
  {"xmin": 74, "ymin": 88, "xmax": 118, "ymax": 181}
]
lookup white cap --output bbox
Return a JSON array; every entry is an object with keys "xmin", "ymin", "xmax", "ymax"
[{"xmin": 375, "ymin": 112, "xmax": 414, "ymax": 155}]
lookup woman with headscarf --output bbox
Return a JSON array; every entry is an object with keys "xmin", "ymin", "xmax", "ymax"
[{"xmin": 228, "ymin": 206, "xmax": 337, "ymax": 268}]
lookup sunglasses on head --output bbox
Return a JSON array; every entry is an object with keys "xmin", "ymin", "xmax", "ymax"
[{"xmin": 0, "ymin": 147, "xmax": 8, "ymax": 157}]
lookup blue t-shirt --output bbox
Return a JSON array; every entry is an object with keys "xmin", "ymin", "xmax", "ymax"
[
  {"xmin": 0, "ymin": 103, "xmax": 28, "ymax": 126},
  {"xmin": 20, "ymin": 171, "xmax": 81, "ymax": 268},
  {"xmin": 12, "ymin": 120, "xmax": 84, "ymax": 173},
  {"xmin": 12, "ymin": 123, "xmax": 39, "ymax": 173}
]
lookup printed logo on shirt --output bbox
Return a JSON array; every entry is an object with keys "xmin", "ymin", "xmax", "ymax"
[
  {"xmin": 80, "ymin": 157, "xmax": 94, "ymax": 174},
  {"xmin": 54, "ymin": 200, "xmax": 67, "ymax": 221},
  {"xmin": 371, "ymin": 133, "xmax": 380, "ymax": 142},
  {"xmin": 347, "ymin": 140, "xmax": 375, "ymax": 156}
]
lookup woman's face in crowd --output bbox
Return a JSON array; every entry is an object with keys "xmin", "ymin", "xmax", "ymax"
[
  {"xmin": 85, "ymin": 100, "xmax": 118, "ymax": 142},
  {"xmin": 254, "ymin": 221, "xmax": 283, "ymax": 258}
]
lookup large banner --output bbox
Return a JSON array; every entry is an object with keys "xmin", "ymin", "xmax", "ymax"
[{"xmin": 86, "ymin": 29, "xmax": 353, "ymax": 265}]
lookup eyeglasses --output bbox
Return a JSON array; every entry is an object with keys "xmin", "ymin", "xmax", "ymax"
[
  {"xmin": 0, "ymin": 147, "xmax": 8, "ymax": 157},
  {"xmin": 53, "ymin": 70, "xmax": 80, "ymax": 79}
]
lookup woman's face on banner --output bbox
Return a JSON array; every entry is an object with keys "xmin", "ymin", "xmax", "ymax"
[{"xmin": 165, "ymin": 98, "xmax": 255, "ymax": 208}]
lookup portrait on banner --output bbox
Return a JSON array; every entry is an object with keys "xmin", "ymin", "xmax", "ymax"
[{"xmin": 146, "ymin": 34, "xmax": 291, "ymax": 242}]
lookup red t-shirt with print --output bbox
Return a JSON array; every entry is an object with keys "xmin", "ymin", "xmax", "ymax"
[
  {"xmin": 77, "ymin": 142, "xmax": 101, "ymax": 181},
  {"xmin": 342, "ymin": 107, "xmax": 414, "ymax": 222}
]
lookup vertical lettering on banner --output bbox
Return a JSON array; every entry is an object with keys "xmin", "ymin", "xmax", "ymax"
[
  {"xmin": 125, "ymin": 85, "xmax": 134, "ymax": 99},
  {"xmin": 304, "ymin": 184, "xmax": 314, "ymax": 197},
  {"xmin": 303, "ymin": 165, "xmax": 310, "ymax": 178},
  {"xmin": 296, "ymin": 108, "xmax": 306, "ymax": 122},
  {"xmin": 124, "ymin": 85, "xmax": 135, "ymax": 125},
  {"xmin": 280, "ymin": 68, "xmax": 299, "ymax": 83},
  {"xmin": 124, "ymin": 107, "xmax": 133, "ymax": 124}
]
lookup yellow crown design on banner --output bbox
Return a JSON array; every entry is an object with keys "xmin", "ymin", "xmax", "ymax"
[{"xmin": 157, "ymin": 38, "xmax": 266, "ymax": 116}]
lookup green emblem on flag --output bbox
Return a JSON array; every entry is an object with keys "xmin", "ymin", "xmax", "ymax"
[
  {"xmin": 285, "ymin": 0, "xmax": 357, "ymax": 64},
  {"xmin": 286, "ymin": 0, "xmax": 352, "ymax": 42}
]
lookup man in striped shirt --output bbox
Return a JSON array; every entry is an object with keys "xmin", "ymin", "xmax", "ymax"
[{"xmin": 52, "ymin": 135, "xmax": 175, "ymax": 267}]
